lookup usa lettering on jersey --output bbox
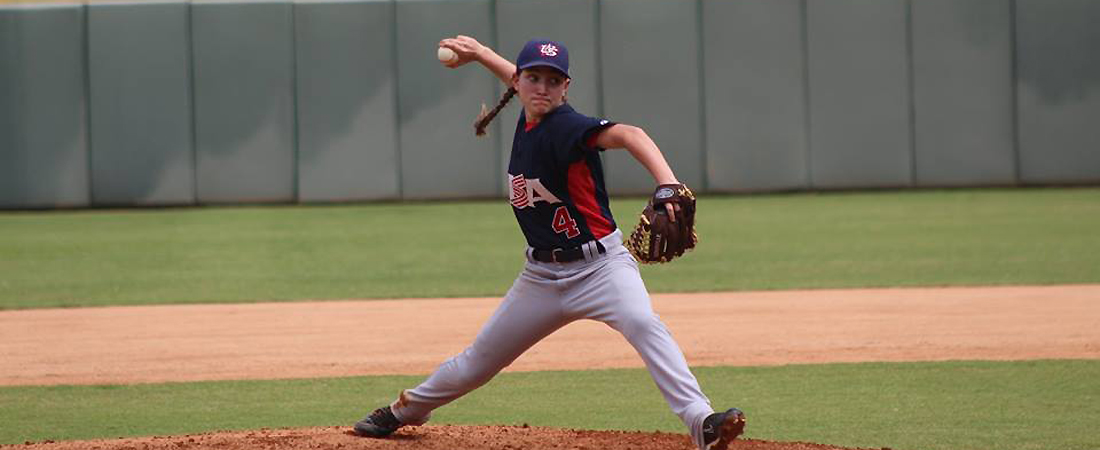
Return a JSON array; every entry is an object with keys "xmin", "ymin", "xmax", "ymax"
[{"xmin": 509, "ymin": 173, "xmax": 561, "ymax": 209}]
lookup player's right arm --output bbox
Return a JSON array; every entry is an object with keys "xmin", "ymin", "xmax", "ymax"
[{"xmin": 439, "ymin": 35, "xmax": 516, "ymax": 85}]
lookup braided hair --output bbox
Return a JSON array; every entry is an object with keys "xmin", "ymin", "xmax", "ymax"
[{"xmin": 474, "ymin": 87, "xmax": 517, "ymax": 136}]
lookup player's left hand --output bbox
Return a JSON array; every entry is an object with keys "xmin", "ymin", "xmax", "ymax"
[
  {"xmin": 663, "ymin": 201, "xmax": 678, "ymax": 222},
  {"xmin": 626, "ymin": 184, "xmax": 698, "ymax": 264}
]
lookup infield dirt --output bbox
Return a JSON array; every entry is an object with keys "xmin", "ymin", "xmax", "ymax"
[
  {"xmin": 3, "ymin": 285, "xmax": 1097, "ymax": 386},
  {"xmin": 3, "ymin": 284, "xmax": 1098, "ymax": 450}
]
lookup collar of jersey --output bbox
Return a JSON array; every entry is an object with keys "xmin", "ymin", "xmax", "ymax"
[{"xmin": 522, "ymin": 103, "xmax": 574, "ymax": 132}]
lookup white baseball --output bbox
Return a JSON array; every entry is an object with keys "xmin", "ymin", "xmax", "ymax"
[{"xmin": 437, "ymin": 47, "xmax": 457, "ymax": 64}]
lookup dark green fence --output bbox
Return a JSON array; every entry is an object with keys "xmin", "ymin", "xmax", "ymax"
[{"xmin": 1, "ymin": 0, "xmax": 1098, "ymax": 208}]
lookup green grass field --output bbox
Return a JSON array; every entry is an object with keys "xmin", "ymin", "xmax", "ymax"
[
  {"xmin": 1, "ymin": 188, "xmax": 1098, "ymax": 309},
  {"xmin": 2, "ymin": 188, "xmax": 1098, "ymax": 450},
  {"xmin": 2, "ymin": 361, "xmax": 1097, "ymax": 450}
]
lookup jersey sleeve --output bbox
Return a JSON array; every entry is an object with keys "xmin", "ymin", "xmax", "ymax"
[{"xmin": 550, "ymin": 112, "xmax": 616, "ymax": 164}]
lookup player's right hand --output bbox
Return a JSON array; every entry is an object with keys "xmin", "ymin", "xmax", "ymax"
[{"xmin": 438, "ymin": 35, "xmax": 485, "ymax": 68}]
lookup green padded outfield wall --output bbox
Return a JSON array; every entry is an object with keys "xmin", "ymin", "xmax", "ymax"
[
  {"xmin": 3, "ymin": 0, "xmax": 1100, "ymax": 209},
  {"xmin": 191, "ymin": 0, "xmax": 296, "ymax": 203},
  {"xmin": 911, "ymin": 0, "xmax": 1015, "ymax": 187},
  {"xmin": 294, "ymin": 0, "xmax": 399, "ymax": 202},
  {"xmin": 0, "ymin": 4, "xmax": 89, "ymax": 209},
  {"xmin": 495, "ymin": 0, "xmax": 601, "ymax": 195},
  {"xmin": 600, "ymin": 0, "xmax": 703, "ymax": 195},
  {"xmin": 703, "ymin": 0, "xmax": 809, "ymax": 192},
  {"xmin": 87, "ymin": 2, "xmax": 195, "ymax": 205},
  {"xmin": 395, "ymin": 0, "xmax": 498, "ymax": 199},
  {"xmin": 806, "ymin": 0, "xmax": 913, "ymax": 189},
  {"xmin": 1016, "ymin": 0, "xmax": 1100, "ymax": 184}
]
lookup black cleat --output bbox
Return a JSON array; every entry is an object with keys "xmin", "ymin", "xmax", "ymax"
[
  {"xmin": 353, "ymin": 406, "xmax": 404, "ymax": 438},
  {"xmin": 701, "ymin": 408, "xmax": 746, "ymax": 450}
]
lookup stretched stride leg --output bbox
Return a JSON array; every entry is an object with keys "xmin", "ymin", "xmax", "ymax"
[{"xmin": 354, "ymin": 267, "xmax": 567, "ymax": 436}]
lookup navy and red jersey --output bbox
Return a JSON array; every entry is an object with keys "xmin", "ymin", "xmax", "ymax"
[{"xmin": 508, "ymin": 103, "xmax": 617, "ymax": 250}]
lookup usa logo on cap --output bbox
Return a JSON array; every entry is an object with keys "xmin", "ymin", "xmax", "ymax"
[{"xmin": 516, "ymin": 39, "xmax": 570, "ymax": 78}]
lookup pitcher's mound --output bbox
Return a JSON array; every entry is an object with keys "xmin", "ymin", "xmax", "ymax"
[{"xmin": 11, "ymin": 425, "xmax": 880, "ymax": 450}]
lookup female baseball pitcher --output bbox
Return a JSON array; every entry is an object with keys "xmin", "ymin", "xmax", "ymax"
[{"xmin": 352, "ymin": 36, "xmax": 745, "ymax": 450}]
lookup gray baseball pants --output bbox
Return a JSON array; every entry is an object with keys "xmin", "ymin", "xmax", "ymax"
[{"xmin": 390, "ymin": 230, "xmax": 716, "ymax": 449}]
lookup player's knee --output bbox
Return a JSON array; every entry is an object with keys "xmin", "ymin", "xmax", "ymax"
[{"xmin": 617, "ymin": 311, "xmax": 662, "ymax": 340}]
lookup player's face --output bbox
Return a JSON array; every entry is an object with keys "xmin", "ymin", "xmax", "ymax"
[{"xmin": 514, "ymin": 67, "xmax": 570, "ymax": 121}]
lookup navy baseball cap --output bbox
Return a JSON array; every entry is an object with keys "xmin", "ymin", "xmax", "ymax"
[{"xmin": 515, "ymin": 39, "xmax": 570, "ymax": 78}]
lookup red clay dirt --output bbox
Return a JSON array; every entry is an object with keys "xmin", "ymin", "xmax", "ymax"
[
  {"xmin": 7, "ymin": 426, "xmax": 875, "ymax": 450},
  {"xmin": 3, "ymin": 285, "xmax": 1099, "ymax": 450}
]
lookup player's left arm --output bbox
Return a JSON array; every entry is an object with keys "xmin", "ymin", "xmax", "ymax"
[
  {"xmin": 592, "ymin": 124, "xmax": 681, "ymax": 217},
  {"xmin": 593, "ymin": 125, "xmax": 677, "ymax": 184}
]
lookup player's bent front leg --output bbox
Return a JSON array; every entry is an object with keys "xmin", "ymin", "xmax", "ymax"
[
  {"xmin": 580, "ymin": 249, "xmax": 745, "ymax": 449},
  {"xmin": 353, "ymin": 269, "xmax": 566, "ymax": 437}
]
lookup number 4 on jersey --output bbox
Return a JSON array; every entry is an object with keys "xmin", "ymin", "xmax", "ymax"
[{"xmin": 552, "ymin": 206, "xmax": 580, "ymax": 238}]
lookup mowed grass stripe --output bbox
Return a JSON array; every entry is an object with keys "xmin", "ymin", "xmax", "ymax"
[
  {"xmin": 2, "ymin": 188, "xmax": 1099, "ymax": 309},
  {"xmin": 1, "ymin": 360, "xmax": 1097, "ymax": 450}
]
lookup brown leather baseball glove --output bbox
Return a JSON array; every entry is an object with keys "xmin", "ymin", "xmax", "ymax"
[{"xmin": 626, "ymin": 183, "xmax": 698, "ymax": 264}]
